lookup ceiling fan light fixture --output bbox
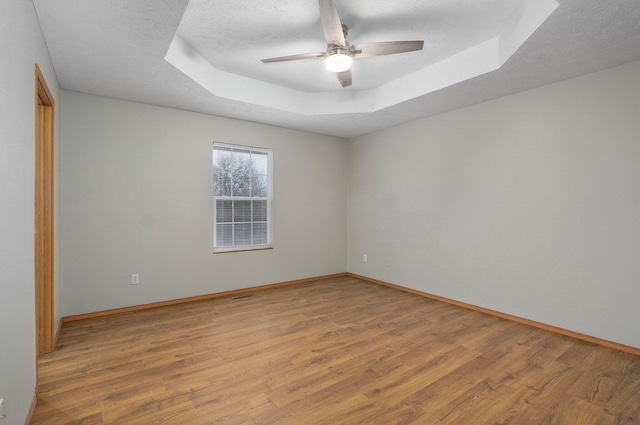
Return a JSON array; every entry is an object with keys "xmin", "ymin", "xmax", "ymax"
[{"xmin": 325, "ymin": 49, "xmax": 352, "ymax": 73}]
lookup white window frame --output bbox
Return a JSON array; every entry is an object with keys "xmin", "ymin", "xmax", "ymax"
[{"xmin": 213, "ymin": 142, "xmax": 273, "ymax": 253}]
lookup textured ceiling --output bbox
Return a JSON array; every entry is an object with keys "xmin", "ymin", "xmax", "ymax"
[
  {"xmin": 33, "ymin": 0, "xmax": 640, "ymax": 138},
  {"xmin": 178, "ymin": 0, "xmax": 524, "ymax": 92},
  {"xmin": 168, "ymin": 0, "xmax": 558, "ymax": 115}
]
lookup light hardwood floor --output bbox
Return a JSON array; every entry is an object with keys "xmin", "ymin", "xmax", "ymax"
[{"xmin": 31, "ymin": 276, "xmax": 640, "ymax": 424}]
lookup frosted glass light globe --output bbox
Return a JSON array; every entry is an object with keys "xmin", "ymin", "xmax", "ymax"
[{"xmin": 325, "ymin": 52, "xmax": 352, "ymax": 73}]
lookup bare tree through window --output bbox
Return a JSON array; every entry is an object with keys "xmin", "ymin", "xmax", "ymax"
[{"xmin": 213, "ymin": 144, "xmax": 272, "ymax": 250}]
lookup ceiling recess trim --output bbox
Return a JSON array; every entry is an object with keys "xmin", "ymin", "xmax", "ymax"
[{"xmin": 165, "ymin": 0, "xmax": 558, "ymax": 116}]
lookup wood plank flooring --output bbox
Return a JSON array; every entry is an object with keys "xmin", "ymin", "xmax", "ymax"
[{"xmin": 31, "ymin": 276, "xmax": 640, "ymax": 424}]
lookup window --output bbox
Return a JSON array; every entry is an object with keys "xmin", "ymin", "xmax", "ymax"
[{"xmin": 213, "ymin": 143, "xmax": 272, "ymax": 252}]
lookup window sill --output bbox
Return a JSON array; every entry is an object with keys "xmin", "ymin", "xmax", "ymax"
[{"xmin": 213, "ymin": 246, "xmax": 273, "ymax": 254}]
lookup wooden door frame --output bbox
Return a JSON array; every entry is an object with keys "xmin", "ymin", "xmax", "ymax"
[{"xmin": 34, "ymin": 64, "xmax": 55, "ymax": 360}]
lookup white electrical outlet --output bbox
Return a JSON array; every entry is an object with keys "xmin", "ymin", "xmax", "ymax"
[
  {"xmin": 0, "ymin": 397, "xmax": 6, "ymax": 421},
  {"xmin": 131, "ymin": 273, "xmax": 139, "ymax": 285},
  {"xmin": 362, "ymin": 254, "xmax": 367, "ymax": 262}
]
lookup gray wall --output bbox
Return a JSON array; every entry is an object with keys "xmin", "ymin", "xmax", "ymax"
[
  {"xmin": 347, "ymin": 60, "xmax": 640, "ymax": 349},
  {"xmin": 3, "ymin": 14, "xmax": 637, "ymax": 425},
  {"xmin": 60, "ymin": 91, "xmax": 347, "ymax": 316},
  {"xmin": 0, "ymin": 0, "xmax": 61, "ymax": 423}
]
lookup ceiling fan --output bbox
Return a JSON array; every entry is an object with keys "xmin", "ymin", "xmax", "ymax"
[{"xmin": 261, "ymin": 0, "xmax": 424, "ymax": 88}]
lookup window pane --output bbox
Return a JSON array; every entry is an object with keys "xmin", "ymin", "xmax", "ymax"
[
  {"xmin": 234, "ymin": 149, "xmax": 252, "ymax": 160},
  {"xmin": 231, "ymin": 150, "xmax": 251, "ymax": 197},
  {"xmin": 213, "ymin": 148, "xmax": 233, "ymax": 196},
  {"xmin": 216, "ymin": 200, "xmax": 233, "ymax": 223},
  {"xmin": 252, "ymin": 223, "xmax": 267, "ymax": 244},
  {"xmin": 216, "ymin": 224, "xmax": 233, "ymax": 247},
  {"xmin": 234, "ymin": 223, "xmax": 252, "ymax": 246},
  {"xmin": 252, "ymin": 200, "xmax": 267, "ymax": 222},
  {"xmin": 251, "ymin": 174, "xmax": 268, "ymax": 197},
  {"xmin": 236, "ymin": 177, "xmax": 251, "ymax": 197},
  {"xmin": 213, "ymin": 174, "xmax": 229, "ymax": 196},
  {"xmin": 233, "ymin": 200, "xmax": 252, "ymax": 222},
  {"xmin": 252, "ymin": 152, "xmax": 268, "ymax": 175}
]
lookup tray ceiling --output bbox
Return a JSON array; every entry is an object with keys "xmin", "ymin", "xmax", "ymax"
[{"xmin": 33, "ymin": 0, "xmax": 640, "ymax": 137}]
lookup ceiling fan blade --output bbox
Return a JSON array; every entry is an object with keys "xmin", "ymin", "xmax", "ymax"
[
  {"xmin": 319, "ymin": 0, "xmax": 345, "ymax": 46},
  {"xmin": 337, "ymin": 69, "xmax": 352, "ymax": 87},
  {"xmin": 261, "ymin": 52, "xmax": 326, "ymax": 63},
  {"xmin": 352, "ymin": 40, "xmax": 424, "ymax": 58}
]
